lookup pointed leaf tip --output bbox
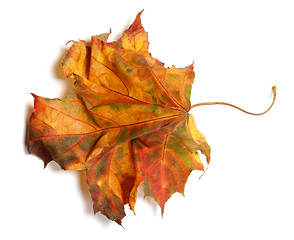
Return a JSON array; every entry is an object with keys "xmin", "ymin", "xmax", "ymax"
[
  {"xmin": 125, "ymin": 10, "xmax": 144, "ymax": 33},
  {"xmin": 137, "ymin": 9, "xmax": 144, "ymax": 19}
]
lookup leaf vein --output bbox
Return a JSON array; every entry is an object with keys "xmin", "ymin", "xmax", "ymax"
[
  {"xmin": 30, "ymin": 114, "xmax": 184, "ymax": 141},
  {"xmin": 91, "ymin": 55, "xmax": 129, "ymax": 95},
  {"xmin": 35, "ymin": 98, "xmax": 98, "ymax": 131}
]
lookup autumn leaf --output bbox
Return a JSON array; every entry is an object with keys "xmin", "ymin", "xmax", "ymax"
[{"xmin": 27, "ymin": 11, "xmax": 275, "ymax": 224}]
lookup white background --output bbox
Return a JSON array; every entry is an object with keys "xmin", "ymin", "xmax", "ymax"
[{"xmin": 1, "ymin": 0, "xmax": 293, "ymax": 239}]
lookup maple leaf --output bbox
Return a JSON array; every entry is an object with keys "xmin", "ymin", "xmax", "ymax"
[{"xmin": 27, "ymin": 11, "xmax": 275, "ymax": 224}]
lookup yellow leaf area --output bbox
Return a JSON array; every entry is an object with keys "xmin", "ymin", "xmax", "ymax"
[{"xmin": 28, "ymin": 11, "xmax": 210, "ymax": 225}]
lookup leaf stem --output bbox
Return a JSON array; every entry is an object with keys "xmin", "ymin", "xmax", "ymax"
[{"xmin": 189, "ymin": 86, "xmax": 276, "ymax": 116}]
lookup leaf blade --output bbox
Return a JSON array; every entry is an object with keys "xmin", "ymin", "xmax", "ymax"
[
  {"xmin": 86, "ymin": 143, "xmax": 135, "ymax": 225},
  {"xmin": 130, "ymin": 115, "xmax": 209, "ymax": 213}
]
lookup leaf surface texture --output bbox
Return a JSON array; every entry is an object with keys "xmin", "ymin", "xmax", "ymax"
[{"xmin": 28, "ymin": 11, "xmax": 210, "ymax": 224}]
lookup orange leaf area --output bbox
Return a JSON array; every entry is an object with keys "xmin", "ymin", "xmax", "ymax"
[{"xmin": 27, "ymin": 11, "xmax": 210, "ymax": 225}]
